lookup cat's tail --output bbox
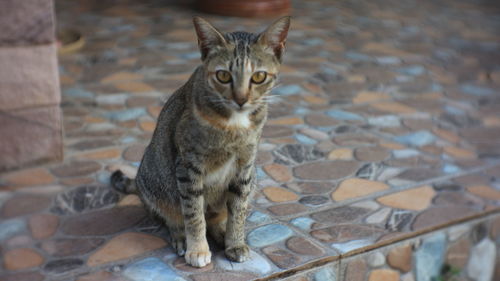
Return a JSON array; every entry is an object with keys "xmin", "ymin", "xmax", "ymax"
[{"xmin": 109, "ymin": 165, "xmax": 138, "ymax": 194}]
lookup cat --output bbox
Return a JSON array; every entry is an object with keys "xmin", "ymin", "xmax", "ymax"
[{"xmin": 111, "ymin": 16, "xmax": 290, "ymax": 268}]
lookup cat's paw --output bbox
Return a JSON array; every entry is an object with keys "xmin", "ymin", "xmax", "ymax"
[
  {"xmin": 225, "ymin": 244, "xmax": 250, "ymax": 263},
  {"xmin": 185, "ymin": 250, "xmax": 212, "ymax": 267},
  {"xmin": 172, "ymin": 238, "xmax": 186, "ymax": 256}
]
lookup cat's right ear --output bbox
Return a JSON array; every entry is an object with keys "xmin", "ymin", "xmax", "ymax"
[{"xmin": 193, "ymin": 17, "xmax": 227, "ymax": 60}]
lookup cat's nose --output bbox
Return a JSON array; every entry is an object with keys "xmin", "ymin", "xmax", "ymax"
[{"xmin": 235, "ymin": 97, "xmax": 248, "ymax": 107}]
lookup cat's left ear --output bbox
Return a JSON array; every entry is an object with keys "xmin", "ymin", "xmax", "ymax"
[
  {"xmin": 258, "ymin": 16, "xmax": 291, "ymax": 61},
  {"xmin": 193, "ymin": 16, "xmax": 227, "ymax": 60}
]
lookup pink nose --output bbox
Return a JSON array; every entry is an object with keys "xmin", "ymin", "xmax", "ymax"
[{"xmin": 234, "ymin": 96, "xmax": 248, "ymax": 107}]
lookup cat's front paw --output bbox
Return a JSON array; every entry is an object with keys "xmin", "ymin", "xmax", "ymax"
[
  {"xmin": 185, "ymin": 249, "xmax": 212, "ymax": 267},
  {"xmin": 225, "ymin": 244, "xmax": 250, "ymax": 263}
]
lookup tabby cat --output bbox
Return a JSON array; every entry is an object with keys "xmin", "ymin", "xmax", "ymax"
[{"xmin": 111, "ymin": 16, "xmax": 290, "ymax": 267}]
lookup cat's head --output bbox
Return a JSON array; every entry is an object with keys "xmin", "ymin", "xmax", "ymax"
[{"xmin": 193, "ymin": 16, "xmax": 290, "ymax": 112}]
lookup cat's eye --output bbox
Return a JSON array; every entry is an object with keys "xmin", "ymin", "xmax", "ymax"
[
  {"xmin": 216, "ymin": 70, "xmax": 232, "ymax": 84},
  {"xmin": 251, "ymin": 71, "xmax": 267, "ymax": 84}
]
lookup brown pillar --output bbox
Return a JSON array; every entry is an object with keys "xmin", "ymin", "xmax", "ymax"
[{"xmin": 0, "ymin": 0, "xmax": 63, "ymax": 171}]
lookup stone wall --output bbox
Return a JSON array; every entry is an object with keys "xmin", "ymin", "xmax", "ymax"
[
  {"xmin": 0, "ymin": 0, "xmax": 62, "ymax": 171},
  {"xmin": 282, "ymin": 214, "xmax": 500, "ymax": 281}
]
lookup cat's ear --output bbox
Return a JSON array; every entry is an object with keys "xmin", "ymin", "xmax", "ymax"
[
  {"xmin": 258, "ymin": 16, "xmax": 291, "ymax": 61},
  {"xmin": 193, "ymin": 16, "xmax": 227, "ymax": 60}
]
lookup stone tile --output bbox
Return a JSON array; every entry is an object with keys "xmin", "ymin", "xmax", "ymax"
[
  {"xmin": 78, "ymin": 148, "xmax": 121, "ymax": 160},
  {"xmin": 353, "ymin": 91, "xmax": 391, "ymax": 104},
  {"xmin": 0, "ymin": 219, "xmax": 26, "ymax": 241},
  {"xmin": 412, "ymin": 206, "xmax": 478, "ymax": 230},
  {"xmin": 28, "ymin": 214, "xmax": 58, "ymax": 239},
  {"xmin": 263, "ymin": 163, "xmax": 293, "ymax": 182},
  {"xmin": 51, "ymin": 185, "xmax": 120, "ymax": 215},
  {"xmin": 215, "ymin": 250, "xmax": 272, "ymax": 275},
  {"xmin": 88, "ymin": 232, "xmax": 167, "ymax": 266},
  {"xmin": 172, "ymin": 257, "xmax": 214, "ymax": 273},
  {"xmin": 3, "ymin": 167, "xmax": 55, "ymax": 187},
  {"xmin": 387, "ymin": 244, "xmax": 412, "ymax": 272},
  {"xmin": 332, "ymin": 178, "xmax": 389, "ymax": 201},
  {"xmin": 41, "ymin": 237, "xmax": 105, "ymax": 257},
  {"xmin": 114, "ymin": 81, "xmax": 155, "ymax": 93},
  {"xmin": 371, "ymin": 102, "xmax": 416, "ymax": 114},
  {"xmin": 190, "ymin": 272, "xmax": 257, "ymax": 281},
  {"xmin": 311, "ymin": 224, "xmax": 385, "ymax": 243},
  {"xmin": 101, "ymin": 72, "xmax": 143, "ymax": 84},
  {"xmin": 1, "ymin": 194, "xmax": 51, "ymax": 218},
  {"xmin": 354, "ymin": 146, "xmax": 390, "ymax": 162},
  {"xmin": 268, "ymin": 116, "xmax": 303, "ymax": 125},
  {"xmin": 3, "ymin": 248, "xmax": 44, "ymax": 270},
  {"xmin": 304, "ymin": 113, "xmax": 339, "ymax": 127},
  {"xmin": 311, "ymin": 206, "xmax": 371, "ymax": 225},
  {"xmin": 294, "ymin": 161, "xmax": 359, "ymax": 180},
  {"xmin": 273, "ymin": 144, "xmax": 324, "ymax": 165},
  {"xmin": 344, "ymin": 259, "xmax": 367, "ymax": 281},
  {"xmin": 76, "ymin": 271, "xmax": 123, "ymax": 281},
  {"xmin": 466, "ymin": 185, "xmax": 500, "ymax": 200},
  {"xmin": 262, "ymin": 125, "xmax": 294, "ymax": 138},
  {"xmin": 61, "ymin": 206, "xmax": 147, "ymax": 235},
  {"xmin": 466, "ymin": 238, "xmax": 496, "ymax": 281},
  {"xmin": 328, "ymin": 148, "xmax": 353, "ymax": 160},
  {"xmin": 414, "ymin": 233, "xmax": 446, "ymax": 281},
  {"xmin": 268, "ymin": 203, "xmax": 307, "ymax": 216},
  {"xmin": 366, "ymin": 252, "xmax": 385, "ymax": 268},
  {"xmin": 446, "ymin": 236, "xmax": 471, "ymax": 268},
  {"xmin": 263, "ymin": 246, "xmax": 301, "ymax": 269},
  {"xmin": 117, "ymin": 194, "xmax": 143, "ymax": 207},
  {"xmin": 247, "ymin": 224, "xmax": 293, "ymax": 247},
  {"xmin": 313, "ymin": 266, "xmax": 337, "ymax": 281},
  {"xmin": 51, "ymin": 160, "xmax": 101, "ymax": 178},
  {"xmin": 0, "ymin": 272, "xmax": 44, "ymax": 281},
  {"xmin": 262, "ymin": 187, "xmax": 298, "ymax": 202},
  {"xmin": 368, "ymin": 269, "xmax": 399, "ymax": 281},
  {"xmin": 286, "ymin": 236, "xmax": 324, "ymax": 256},
  {"xmin": 123, "ymin": 144, "xmax": 146, "ymax": 162},
  {"xmin": 124, "ymin": 257, "xmax": 188, "ymax": 281},
  {"xmin": 377, "ymin": 185, "xmax": 435, "ymax": 211}
]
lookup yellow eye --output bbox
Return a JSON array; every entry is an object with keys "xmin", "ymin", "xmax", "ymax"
[
  {"xmin": 216, "ymin": 70, "xmax": 232, "ymax": 84},
  {"xmin": 251, "ymin": 71, "xmax": 267, "ymax": 84}
]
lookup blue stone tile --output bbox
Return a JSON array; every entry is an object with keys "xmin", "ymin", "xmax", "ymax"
[
  {"xmin": 0, "ymin": 219, "xmax": 26, "ymax": 241},
  {"xmin": 331, "ymin": 239, "xmax": 372, "ymax": 254},
  {"xmin": 103, "ymin": 108, "xmax": 146, "ymax": 122},
  {"xmin": 398, "ymin": 65, "xmax": 425, "ymax": 76},
  {"xmin": 97, "ymin": 171, "xmax": 111, "ymax": 185},
  {"xmin": 375, "ymin": 56, "xmax": 401, "ymax": 65},
  {"xmin": 247, "ymin": 211, "xmax": 271, "ymax": 224},
  {"xmin": 247, "ymin": 224, "xmax": 293, "ymax": 247},
  {"xmin": 131, "ymin": 162, "xmax": 141, "ymax": 167},
  {"xmin": 142, "ymin": 38, "xmax": 164, "ymax": 48},
  {"xmin": 256, "ymin": 167, "xmax": 267, "ymax": 180},
  {"xmin": 296, "ymin": 134, "xmax": 317, "ymax": 145},
  {"xmin": 273, "ymin": 85, "xmax": 303, "ymax": 96},
  {"xmin": 215, "ymin": 250, "xmax": 272, "ymax": 275},
  {"xmin": 64, "ymin": 87, "xmax": 94, "ymax": 98},
  {"xmin": 443, "ymin": 164, "xmax": 461, "ymax": 174},
  {"xmin": 304, "ymin": 38, "xmax": 324, "ymax": 46},
  {"xmin": 345, "ymin": 52, "xmax": 371, "ymax": 61},
  {"xmin": 460, "ymin": 84, "xmax": 495, "ymax": 97},
  {"xmin": 294, "ymin": 107, "xmax": 310, "ymax": 115},
  {"xmin": 290, "ymin": 217, "xmax": 315, "ymax": 230},
  {"xmin": 121, "ymin": 136, "xmax": 137, "ymax": 144},
  {"xmin": 123, "ymin": 257, "xmax": 186, "ymax": 281},
  {"xmin": 444, "ymin": 105, "xmax": 465, "ymax": 115},
  {"xmin": 393, "ymin": 149, "xmax": 420, "ymax": 159},
  {"xmin": 314, "ymin": 267, "xmax": 336, "ymax": 281},
  {"xmin": 393, "ymin": 130, "xmax": 436, "ymax": 147},
  {"xmin": 368, "ymin": 115, "xmax": 400, "ymax": 127},
  {"xmin": 415, "ymin": 232, "xmax": 447, "ymax": 281},
  {"xmin": 326, "ymin": 110, "xmax": 363, "ymax": 121},
  {"xmin": 179, "ymin": 52, "xmax": 200, "ymax": 60}
]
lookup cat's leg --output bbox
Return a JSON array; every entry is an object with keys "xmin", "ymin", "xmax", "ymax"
[
  {"xmin": 177, "ymin": 162, "xmax": 211, "ymax": 268},
  {"xmin": 155, "ymin": 201, "xmax": 186, "ymax": 256},
  {"xmin": 206, "ymin": 205, "xmax": 227, "ymax": 246},
  {"xmin": 225, "ymin": 165, "xmax": 254, "ymax": 262}
]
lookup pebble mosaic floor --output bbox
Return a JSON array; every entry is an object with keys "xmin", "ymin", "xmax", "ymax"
[{"xmin": 1, "ymin": 0, "xmax": 500, "ymax": 280}]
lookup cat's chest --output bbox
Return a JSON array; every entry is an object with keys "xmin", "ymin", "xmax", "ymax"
[{"xmin": 204, "ymin": 155, "xmax": 237, "ymax": 187}]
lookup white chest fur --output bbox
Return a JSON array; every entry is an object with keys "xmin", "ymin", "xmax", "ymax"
[
  {"xmin": 204, "ymin": 156, "xmax": 237, "ymax": 187},
  {"xmin": 226, "ymin": 110, "xmax": 251, "ymax": 129}
]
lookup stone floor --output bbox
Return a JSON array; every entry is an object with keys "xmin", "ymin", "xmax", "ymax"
[{"xmin": 1, "ymin": 0, "xmax": 500, "ymax": 280}]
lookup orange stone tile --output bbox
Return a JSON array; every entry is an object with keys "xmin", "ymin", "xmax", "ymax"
[
  {"xmin": 84, "ymin": 116, "xmax": 106, "ymax": 123},
  {"xmin": 371, "ymin": 102, "xmax": 416, "ymax": 114},
  {"xmin": 302, "ymin": 82, "xmax": 322, "ymax": 94},
  {"xmin": 377, "ymin": 185, "xmax": 436, "ymax": 211},
  {"xmin": 101, "ymin": 72, "xmax": 143, "ymax": 84},
  {"xmin": 467, "ymin": 185, "xmax": 500, "ymax": 201},
  {"xmin": 29, "ymin": 214, "xmax": 59, "ymax": 239},
  {"xmin": 332, "ymin": 178, "xmax": 389, "ymax": 201},
  {"xmin": 347, "ymin": 75, "xmax": 367, "ymax": 83},
  {"xmin": 3, "ymin": 248, "xmax": 44, "ymax": 270},
  {"xmin": 118, "ymin": 58, "xmax": 138, "ymax": 66},
  {"xmin": 267, "ymin": 117, "xmax": 303, "ymax": 126},
  {"xmin": 362, "ymin": 42, "xmax": 409, "ymax": 56},
  {"xmin": 484, "ymin": 116, "xmax": 500, "ymax": 127},
  {"xmin": 263, "ymin": 163, "xmax": 293, "ymax": 182},
  {"xmin": 269, "ymin": 138, "xmax": 296, "ymax": 144},
  {"xmin": 353, "ymin": 91, "xmax": 390, "ymax": 104},
  {"xmin": 87, "ymin": 232, "xmax": 166, "ymax": 266},
  {"xmin": 117, "ymin": 194, "xmax": 143, "ymax": 207},
  {"xmin": 60, "ymin": 177, "xmax": 94, "ymax": 186},
  {"xmin": 327, "ymin": 148, "xmax": 353, "ymax": 160},
  {"xmin": 380, "ymin": 142, "xmax": 406, "ymax": 150},
  {"xmin": 140, "ymin": 121, "xmax": 157, "ymax": 132},
  {"xmin": 114, "ymin": 81, "xmax": 155, "ymax": 93},
  {"xmin": 368, "ymin": 269, "xmax": 400, "ymax": 281},
  {"xmin": 148, "ymin": 105, "xmax": 162, "ymax": 118},
  {"xmin": 433, "ymin": 128, "xmax": 460, "ymax": 144},
  {"xmin": 3, "ymin": 167, "xmax": 55, "ymax": 187},
  {"xmin": 262, "ymin": 187, "xmax": 298, "ymax": 202},
  {"xmin": 443, "ymin": 146, "xmax": 476, "ymax": 159},
  {"xmin": 77, "ymin": 148, "xmax": 121, "ymax": 160},
  {"xmin": 60, "ymin": 75, "xmax": 75, "ymax": 85}
]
